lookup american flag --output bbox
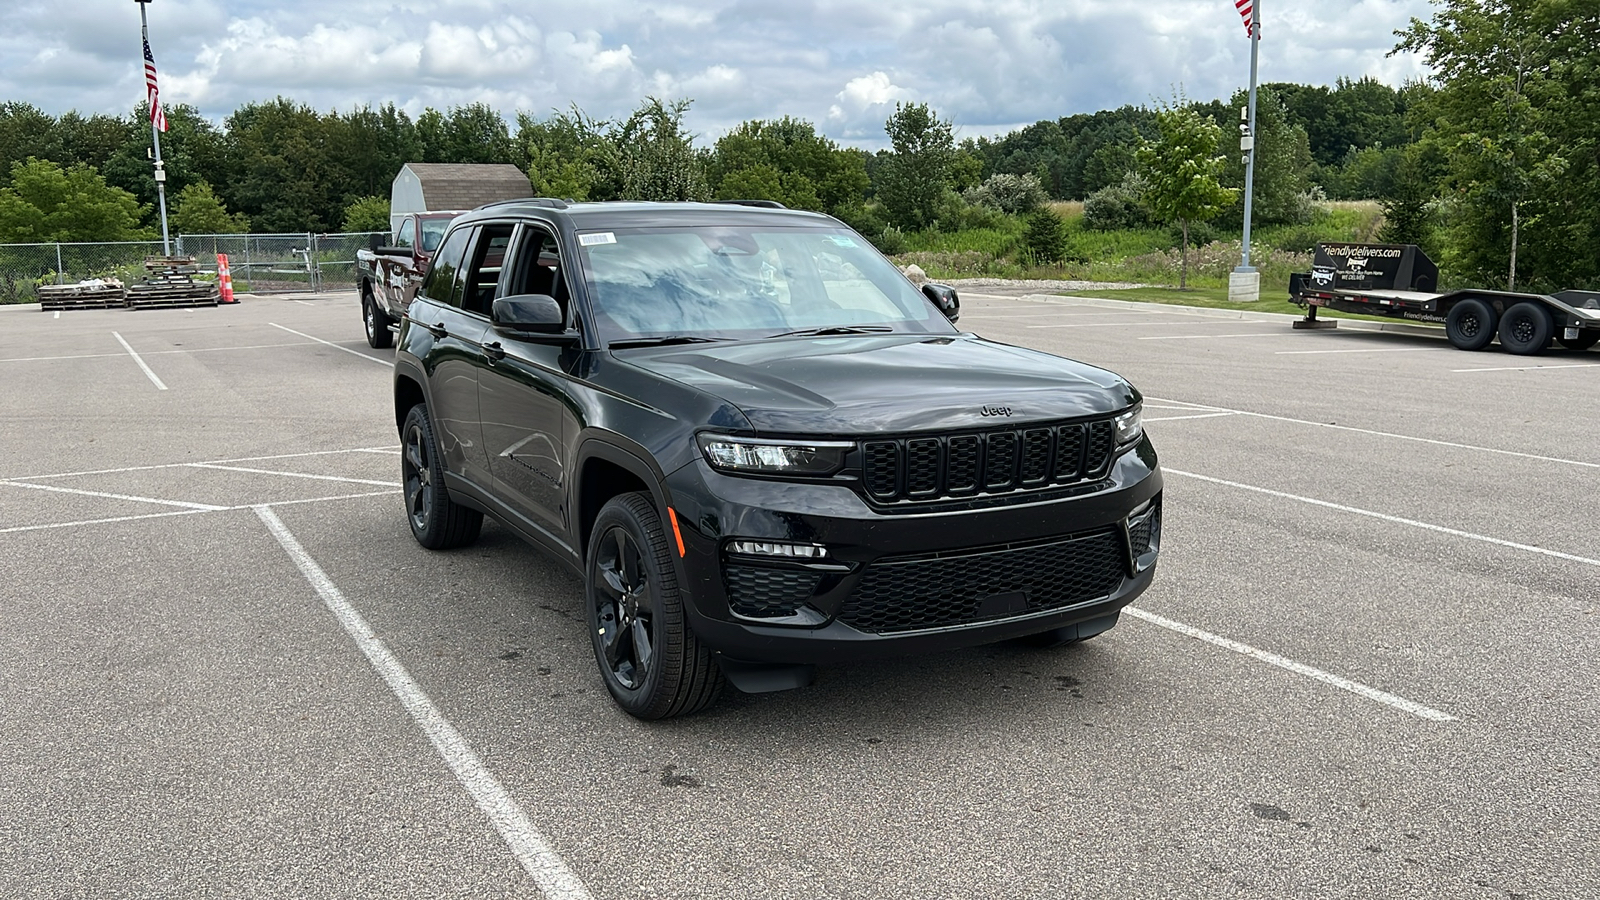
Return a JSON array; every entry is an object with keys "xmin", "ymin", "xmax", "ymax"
[
  {"xmin": 143, "ymin": 39, "xmax": 167, "ymax": 132},
  {"xmin": 1235, "ymin": 0, "xmax": 1260, "ymax": 37}
]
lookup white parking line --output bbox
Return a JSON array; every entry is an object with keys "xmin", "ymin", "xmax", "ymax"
[
  {"xmin": 1275, "ymin": 347, "xmax": 1435, "ymax": 355},
  {"xmin": 1124, "ymin": 607, "xmax": 1456, "ymax": 722},
  {"xmin": 1029, "ymin": 320, "xmax": 1271, "ymax": 330},
  {"xmin": 1146, "ymin": 396, "xmax": 1600, "ymax": 470},
  {"xmin": 112, "ymin": 331, "xmax": 167, "ymax": 390},
  {"xmin": 0, "ymin": 480, "xmax": 229, "ymax": 510},
  {"xmin": 1143, "ymin": 412, "xmax": 1238, "ymax": 422},
  {"xmin": 13, "ymin": 447, "xmax": 400, "ymax": 482},
  {"xmin": 1166, "ymin": 467, "xmax": 1600, "ymax": 569},
  {"xmin": 254, "ymin": 506, "xmax": 594, "ymax": 900},
  {"xmin": 1452, "ymin": 363, "xmax": 1600, "ymax": 373},
  {"xmin": 269, "ymin": 323, "xmax": 391, "ymax": 366},
  {"xmin": 1138, "ymin": 333, "xmax": 1286, "ymax": 341},
  {"xmin": 0, "ymin": 508, "xmax": 210, "ymax": 535},
  {"xmin": 188, "ymin": 463, "xmax": 400, "ymax": 487}
]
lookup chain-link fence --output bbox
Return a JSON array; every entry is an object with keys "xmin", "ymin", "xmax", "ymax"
[{"xmin": 0, "ymin": 231, "xmax": 387, "ymax": 302}]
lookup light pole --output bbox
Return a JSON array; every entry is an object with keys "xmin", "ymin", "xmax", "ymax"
[
  {"xmin": 137, "ymin": 0, "xmax": 172, "ymax": 257},
  {"xmin": 1230, "ymin": 0, "xmax": 1262, "ymax": 303}
]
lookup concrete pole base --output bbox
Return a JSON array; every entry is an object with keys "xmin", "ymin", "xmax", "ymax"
[{"xmin": 1229, "ymin": 268, "xmax": 1261, "ymax": 303}]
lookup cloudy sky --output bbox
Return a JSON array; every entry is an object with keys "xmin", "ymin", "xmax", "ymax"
[{"xmin": 2, "ymin": 0, "xmax": 1435, "ymax": 146}]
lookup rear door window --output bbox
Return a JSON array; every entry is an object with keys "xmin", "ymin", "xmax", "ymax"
[{"xmin": 419, "ymin": 226, "xmax": 473, "ymax": 308}]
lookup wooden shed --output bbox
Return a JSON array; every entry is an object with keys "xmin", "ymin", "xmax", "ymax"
[{"xmin": 389, "ymin": 163, "xmax": 532, "ymax": 232}]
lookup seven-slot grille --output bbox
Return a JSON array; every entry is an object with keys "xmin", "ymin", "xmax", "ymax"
[{"xmin": 862, "ymin": 418, "xmax": 1118, "ymax": 503}]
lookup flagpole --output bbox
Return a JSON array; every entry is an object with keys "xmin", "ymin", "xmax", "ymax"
[
  {"xmin": 1229, "ymin": 0, "xmax": 1261, "ymax": 302},
  {"xmin": 1240, "ymin": 0, "xmax": 1260, "ymax": 269},
  {"xmin": 138, "ymin": 0, "xmax": 172, "ymax": 256}
]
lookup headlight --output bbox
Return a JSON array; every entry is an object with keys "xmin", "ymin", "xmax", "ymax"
[
  {"xmin": 1114, "ymin": 405, "xmax": 1143, "ymax": 447},
  {"xmin": 697, "ymin": 435, "xmax": 851, "ymax": 476}
]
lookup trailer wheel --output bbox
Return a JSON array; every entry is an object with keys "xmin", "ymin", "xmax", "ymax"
[
  {"xmin": 1557, "ymin": 332, "xmax": 1599, "ymax": 352},
  {"xmin": 1445, "ymin": 298, "xmax": 1497, "ymax": 351},
  {"xmin": 1498, "ymin": 302, "xmax": 1553, "ymax": 355}
]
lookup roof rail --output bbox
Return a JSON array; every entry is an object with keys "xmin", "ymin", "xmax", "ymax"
[
  {"xmin": 713, "ymin": 199, "xmax": 787, "ymax": 209},
  {"xmin": 476, "ymin": 197, "xmax": 570, "ymax": 211}
]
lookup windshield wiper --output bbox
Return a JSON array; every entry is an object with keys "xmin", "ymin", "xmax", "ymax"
[
  {"xmin": 607, "ymin": 335, "xmax": 729, "ymax": 349},
  {"xmin": 767, "ymin": 324, "xmax": 896, "ymax": 338}
]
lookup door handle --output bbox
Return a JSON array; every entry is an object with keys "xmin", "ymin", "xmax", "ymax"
[
  {"xmin": 483, "ymin": 341, "xmax": 505, "ymax": 362},
  {"xmin": 426, "ymin": 321, "xmax": 448, "ymax": 338}
]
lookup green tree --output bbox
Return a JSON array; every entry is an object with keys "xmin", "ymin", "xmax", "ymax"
[
  {"xmin": 1396, "ymin": 0, "xmax": 1574, "ymax": 290},
  {"xmin": 608, "ymin": 98, "xmax": 708, "ymax": 202},
  {"xmin": 340, "ymin": 195, "xmax": 390, "ymax": 232},
  {"xmin": 102, "ymin": 104, "xmax": 229, "ymax": 231},
  {"xmin": 1023, "ymin": 208, "xmax": 1068, "ymax": 264},
  {"xmin": 709, "ymin": 116, "xmax": 869, "ymax": 213},
  {"xmin": 1135, "ymin": 106, "xmax": 1237, "ymax": 288},
  {"xmin": 170, "ymin": 180, "xmax": 248, "ymax": 234},
  {"xmin": 516, "ymin": 106, "xmax": 611, "ymax": 200},
  {"xmin": 417, "ymin": 103, "xmax": 514, "ymax": 165},
  {"xmin": 875, "ymin": 103, "xmax": 956, "ymax": 230},
  {"xmin": 1218, "ymin": 86, "xmax": 1317, "ymax": 226},
  {"xmin": 0, "ymin": 103, "xmax": 63, "ymax": 184},
  {"xmin": 0, "ymin": 157, "xmax": 149, "ymax": 242}
]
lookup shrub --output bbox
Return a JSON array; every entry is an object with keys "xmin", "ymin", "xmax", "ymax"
[
  {"xmin": 1082, "ymin": 175, "xmax": 1152, "ymax": 230},
  {"xmin": 1023, "ymin": 209, "xmax": 1068, "ymax": 263},
  {"xmin": 870, "ymin": 225, "xmax": 909, "ymax": 255},
  {"xmin": 962, "ymin": 173, "xmax": 1048, "ymax": 216}
]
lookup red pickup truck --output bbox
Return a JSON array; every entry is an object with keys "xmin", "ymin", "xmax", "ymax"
[{"xmin": 357, "ymin": 211, "xmax": 462, "ymax": 348}]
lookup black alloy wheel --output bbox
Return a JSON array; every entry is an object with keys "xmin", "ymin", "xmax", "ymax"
[
  {"xmin": 364, "ymin": 290, "xmax": 393, "ymax": 349},
  {"xmin": 1498, "ymin": 302, "xmax": 1553, "ymax": 355},
  {"xmin": 586, "ymin": 493, "xmax": 722, "ymax": 719},
  {"xmin": 1445, "ymin": 298, "xmax": 1497, "ymax": 351},
  {"xmin": 400, "ymin": 404, "xmax": 482, "ymax": 549}
]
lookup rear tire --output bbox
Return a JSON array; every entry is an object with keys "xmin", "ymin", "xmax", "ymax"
[
  {"xmin": 364, "ymin": 289, "xmax": 393, "ymax": 349},
  {"xmin": 400, "ymin": 404, "xmax": 482, "ymax": 549},
  {"xmin": 1557, "ymin": 331, "xmax": 1600, "ymax": 352},
  {"xmin": 586, "ymin": 493, "xmax": 723, "ymax": 719},
  {"xmin": 1444, "ymin": 298, "xmax": 1497, "ymax": 351},
  {"xmin": 1498, "ymin": 302, "xmax": 1553, "ymax": 355}
]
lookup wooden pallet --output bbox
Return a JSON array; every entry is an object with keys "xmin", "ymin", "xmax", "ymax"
[
  {"xmin": 126, "ymin": 282, "xmax": 220, "ymax": 309},
  {"xmin": 37, "ymin": 281, "xmax": 128, "ymax": 310}
]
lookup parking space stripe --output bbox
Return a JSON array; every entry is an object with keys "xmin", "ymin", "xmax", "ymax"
[
  {"xmin": 1452, "ymin": 363, "xmax": 1600, "ymax": 373},
  {"xmin": 1124, "ymin": 607, "xmax": 1457, "ymax": 722},
  {"xmin": 1028, "ymin": 320, "xmax": 1272, "ymax": 329},
  {"xmin": 189, "ymin": 463, "xmax": 400, "ymax": 487},
  {"xmin": 14, "ymin": 447, "xmax": 400, "ymax": 482},
  {"xmin": 112, "ymin": 331, "xmax": 167, "ymax": 390},
  {"xmin": 254, "ymin": 506, "xmax": 594, "ymax": 900},
  {"xmin": 1138, "ymin": 333, "xmax": 1285, "ymax": 340},
  {"xmin": 269, "ymin": 323, "xmax": 392, "ymax": 366},
  {"xmin": 0, "ymin": 508, "xmax": 210, "ymax": 535},
  {"xmin": 1275, "ymin": 347, "xmax": 1435, "ymax": 355},
  {"xmin": 1146, "ymin": 396, "xmax": 1600, "ymax": 469},
  {"xmin": 1166, "ymin": 468, "xmax": 1600, "ymax": 569},
  {"xmin": 0, "ymin": 479, "xmax": 229, "ymax": 510},
  {"xmin": 1144, "ymin": 412, "xmax": 1238, "ymax": 422}
]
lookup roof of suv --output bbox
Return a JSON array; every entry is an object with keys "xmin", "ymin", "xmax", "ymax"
[{"xmin": 453, "ymin": 199, "xmax": 838, "ymax": 230}]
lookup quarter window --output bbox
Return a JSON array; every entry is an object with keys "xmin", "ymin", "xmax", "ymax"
[{"xmin": 419, "ymin": 226, "xmax": 473, "ymax": 308}]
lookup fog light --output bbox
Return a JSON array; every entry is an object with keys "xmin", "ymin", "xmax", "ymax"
[{"xmin": 729, "ymin": 540, "xmax": 828, "ymax": 559}]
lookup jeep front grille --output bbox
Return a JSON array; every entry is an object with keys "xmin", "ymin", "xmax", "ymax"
[{"xmin": 861, "ymin": 418, "xmax": 1117, "ymax": 503}]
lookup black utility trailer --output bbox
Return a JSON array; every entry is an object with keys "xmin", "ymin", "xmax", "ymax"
[{"xmin": 1289, "ymin": 243, "xmax": 1600, "ymax": 355}]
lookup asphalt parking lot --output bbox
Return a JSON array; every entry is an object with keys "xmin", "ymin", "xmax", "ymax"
[{"xmin": 1, "ymin": 289, "xmax": 1595, "ymax": 899}]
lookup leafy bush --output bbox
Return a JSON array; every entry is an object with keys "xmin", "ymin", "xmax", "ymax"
[
  {"xmin": 1082, "ymin": 175, "xmax": 1152, "ymax": 230},
  {"xmin": 1023, "ymin": 209, "xmax": 1068, "ymax": 263},
  {"xmin": 870, "ymin": 225, "xmax": 909, "ymax": 255},
  {"xmin": 962, "ymin": 173, "xmax": 1048, "ymax": 216}
]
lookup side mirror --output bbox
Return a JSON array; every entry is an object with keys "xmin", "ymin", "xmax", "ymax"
[
  {"xmin": 492, "ymin": 293, "xmax": 568, "ymax": 335},
  {"xmin": 922, "ymin": 282, "xmax": 960, "ymax": 322}
]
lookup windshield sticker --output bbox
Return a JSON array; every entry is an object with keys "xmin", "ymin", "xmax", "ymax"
[
  {"xmin": 828, "ymin": 235, "xmax": 857, "ymax": 248},
  {"xmin": 579, "ymin": 232, "xmax": 617, "ymax": 246}
]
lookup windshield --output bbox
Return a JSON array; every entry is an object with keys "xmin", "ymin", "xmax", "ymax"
[
  {"xmin": 576, "ymin": 225, "xmax": 956, "ymax": 344},
  {"xmin": 420, "ymin": 218, "xmax": 451, "ymax": 253}
]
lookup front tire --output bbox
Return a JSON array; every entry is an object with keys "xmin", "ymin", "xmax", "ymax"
[
  {"xmin": 364, "ymin": 289, "xmax": 393, "ymax": 349},
  {"xmin": 1498, "ymin": 302, "xmax": 1553, "ymax": 355},
  {"xmin": 400, "ymin": 404, "xmax": 481, "ymax": 549},
  {"xmin": 586, "ymin": 493, "xmax": 722, "ymax": 719},
  {"xmin": 1445, "ymin": 298, "xmax": 1497, "ymax": 351}
]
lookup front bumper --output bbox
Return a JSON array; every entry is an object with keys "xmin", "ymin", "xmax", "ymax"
[{"xmin": 662, "ymin": 438, "xmax": 1163, "ymax": 665}]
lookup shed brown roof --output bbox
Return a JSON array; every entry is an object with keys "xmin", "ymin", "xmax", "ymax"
[{"xmin": 401, "ymin": 163, "xmax": 532, "ymax": 211}]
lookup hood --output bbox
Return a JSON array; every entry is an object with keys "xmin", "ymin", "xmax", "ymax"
[{"xmin": 618, "ymin": 333, "xmax": 1138, "ymax": 435}]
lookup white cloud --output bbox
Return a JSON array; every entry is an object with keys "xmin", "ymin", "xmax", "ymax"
[{"xmin": 0, "ymin": 0, "xmax": 1439, "ymax": 145}]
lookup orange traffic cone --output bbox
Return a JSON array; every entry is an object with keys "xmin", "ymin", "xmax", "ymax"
[{"xmin": 217, "ymin": 253, "xmax": 237, "ymax": 304}]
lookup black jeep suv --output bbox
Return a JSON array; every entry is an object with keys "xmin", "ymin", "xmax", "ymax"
[{"xmin": 393, "ymin": 200, "xmax": 1161, "ymax": 719}]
